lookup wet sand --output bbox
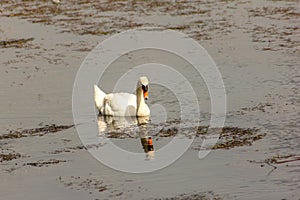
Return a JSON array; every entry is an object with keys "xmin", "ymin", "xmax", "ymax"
[{"xmin": 0, "ymin": 0, "xmax": 299, "ymax": 199}]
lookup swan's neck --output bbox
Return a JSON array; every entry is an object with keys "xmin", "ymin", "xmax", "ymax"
[{"xmin": 136, "ymin": 87, "xmax": 147, "ymax": 116}]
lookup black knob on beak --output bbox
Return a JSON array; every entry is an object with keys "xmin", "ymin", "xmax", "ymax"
[{"xmin": 142, "ymin": 85, "xmax": 148, "ymax": 92}]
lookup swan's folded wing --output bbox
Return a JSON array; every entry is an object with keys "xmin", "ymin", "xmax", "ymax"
[
  {"xmin": 105, "ymin": 93, "xmax": 137, "ymax": 116},
  {"xmin": 94, "ymin": 85, "xmax": 106, "ymax": 110}
]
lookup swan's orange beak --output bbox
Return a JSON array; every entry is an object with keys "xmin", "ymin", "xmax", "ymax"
[{"xmin": 143, "ymin": 91, "xmax": 148, "ymax": 100}]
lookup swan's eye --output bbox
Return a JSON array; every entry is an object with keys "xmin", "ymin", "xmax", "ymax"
[{"xmin": 142, "ymin": 85, "xmax": 148, "ymax": 92}]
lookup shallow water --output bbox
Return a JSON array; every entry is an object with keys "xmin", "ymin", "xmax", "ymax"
[{"xmin": 0, "ymin": 0, "xmax": 299, "ymax": 199}]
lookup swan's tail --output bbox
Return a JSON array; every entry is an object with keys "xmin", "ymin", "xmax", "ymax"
[{"xmin": 94, "ymin": 85, "xmax": 106, "ymax": 111}]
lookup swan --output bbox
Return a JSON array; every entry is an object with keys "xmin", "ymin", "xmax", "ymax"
[{"xmin": 94, "ymin": 76, "xmax": 150, "ymax": 117}]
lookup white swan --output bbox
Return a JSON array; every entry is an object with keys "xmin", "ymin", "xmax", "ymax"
[{"xmin": 94, "ymin": 76, "xmax": 150, "ymax": 117}]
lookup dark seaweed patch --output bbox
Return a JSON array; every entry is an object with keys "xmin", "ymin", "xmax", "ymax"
[
  {"xmin": 103, "ymin": 122, "xmax": 265, "ymax": 150},
  {"xmin": 156, "ymin": 127, "xmax": 178, "ymax": 137},
  {"xmin": 0, "ymin": 153, "xmax": 21, "ymax": 162},
  {"xmin": 49, "ymin": 145, "xmax": 87, "ymax": 154},
  {"xmin": 151, "ymin": 191, "xmax": 222, "ymax": 200},
  {"xmin": 249, "ymin": 154, "xmax": 300, "ymax": 166},
  {"xmin": 155, "ymin": 126, "xmax": 265, "ymax": 150},
  {"xmin": 247, "ymin": 6, "xmax": 300, "ymax": 19},
  {"xmin": 249, "ymin": 154, "xmax": 300, "ymax": 175},
  {"xmin": 212, "ymin": 127, "xmax": 265, "ymax": 150},
  {"xmin": 0, "ymin": 38, "xmax": 34, "ymax": 48},
  {"xmin": 106, "ymin": 131, "xmax": 136, "ymax": 139},
  {"xmin": 194, "ymin": 126, "xmax": 265, "ymax": 150},
  {"xmin": 0, "ymin": 124, "xmax": 74, "ymax": 140},
  {"xmin": 58, "ymin": 176, "xmax": 109, "ymax": 193},
  {"xmin": 25, "ymin": 159, "xmax": 67, "ymax": 167}
]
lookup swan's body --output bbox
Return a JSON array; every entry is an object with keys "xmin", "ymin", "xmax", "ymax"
[{"xmin": 94, "ymin": 77, "xmax": 150, "ymax": 117}]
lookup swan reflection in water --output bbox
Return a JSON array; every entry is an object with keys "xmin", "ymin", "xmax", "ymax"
[{"xmin": 97, "ymin": 115, "xmax": 155, "ymax": 160}]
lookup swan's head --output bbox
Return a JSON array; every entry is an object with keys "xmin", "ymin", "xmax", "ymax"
[{"xmin": 138, "ymin": 76, "xmax": 149, "ymax": 100}]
